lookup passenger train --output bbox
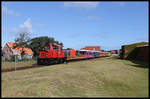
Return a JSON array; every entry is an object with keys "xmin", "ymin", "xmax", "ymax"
[{"xmin": 37, "ymin": 43, "xmax": 110, "ymax": 65}]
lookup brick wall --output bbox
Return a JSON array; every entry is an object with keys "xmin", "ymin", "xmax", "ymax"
[{"xmin": 2, "ymin": 44, "xmax": 13, "ymax": 59}]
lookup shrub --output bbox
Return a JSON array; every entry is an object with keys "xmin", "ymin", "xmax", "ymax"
[
  {"xmin": 32, "ymin": 56, "xmax": 38, "ymax": 60},
  {"xmin": 8, "ymin": 55, "xmax": 20, "ymax": 62},
  {"xmin": 22, "ymin": 57, "xmax": 31, "ymax": 61}
]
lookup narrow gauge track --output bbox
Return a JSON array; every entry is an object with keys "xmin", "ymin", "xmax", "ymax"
[{"xmin": 2, "ymin": 57, "xmax": 107, "ymax": 73}]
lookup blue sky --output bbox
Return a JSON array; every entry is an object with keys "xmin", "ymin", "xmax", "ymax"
[{"xmin": 2, "ymin": 1, "xmax": 149, "ymax": 50}]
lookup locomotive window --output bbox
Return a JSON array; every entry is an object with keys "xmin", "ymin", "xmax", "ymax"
[
  {"xmin": 53, "ymin": 45, "xmax": 58, "ymax": 50},
  {"xmin": 59, "ymin": 46, "xmax": 62, "ymax": 51},
  {"xmin": 44, "ymin": 45, "xmax": 50, "ymax": 50},
  {"xmin": 41, "ymin": 45, "xmax": 49, "ymax": 51}
]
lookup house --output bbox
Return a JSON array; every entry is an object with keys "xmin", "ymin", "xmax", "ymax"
[
  {"xmin": 111, "ymin": 50, "xmax": 119, "ymax": 54},
  {"xmin": 120, "ymin": 42, "xmax": 148, "ymax": 60},
  {"xmin": 1, "ymin": 47, "xmax": 5, "ymax": 61},
  {"xmin": 101, "ymin": 50, "xmax": 105, "ymax": 52},
  {"xmin": 2, "ymin": 42, "xmax": 33, "ymax": 60},
  {"xmin": 81, "ymin": 46, "xmax": 101, "ymax": 51}
]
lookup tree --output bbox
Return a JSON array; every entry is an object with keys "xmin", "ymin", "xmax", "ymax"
[
  {"xmin": 59, "ymin": 42, "xmax": 63, "ymax": 47},
  {"xmin": 29, "ymin": 36, "xmax": 63, "ymax": 57},
  {"xmin": 13, "ymin": 32, "xmax": 30, "ymax": 60}
]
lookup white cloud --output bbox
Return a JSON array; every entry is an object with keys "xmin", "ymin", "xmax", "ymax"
[
  {"xmin": 2, "ymin": 5, "xmax": 20, "ymax": 16},
  {"xmin": 64, "ymin": 2, "xmax": 99, "ymax": 10},
  {"xmin": 87, "ymin": 16, "xmax": 99, "ymax": 20},
  {"xmin": 20, "ymin": 18, "xmax": 33, "ymax": 33},
  {"xmin": 12, "ymin": 18, "xmax": 33, "ymax": 34}
]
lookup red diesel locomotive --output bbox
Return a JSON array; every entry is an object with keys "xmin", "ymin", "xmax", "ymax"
[{"xmin": 37, "ymin": 43, "xmax": 66, "ymax": 65}]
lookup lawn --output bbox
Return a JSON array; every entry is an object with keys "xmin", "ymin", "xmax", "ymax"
[{"xmin": 1, "ymin": 57, "xmax": 149, "ymax": 97}]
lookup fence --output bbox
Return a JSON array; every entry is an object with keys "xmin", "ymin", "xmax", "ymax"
[{"xmin": 2, "ymin": 57, "xmax": 37, "ymax": 72}]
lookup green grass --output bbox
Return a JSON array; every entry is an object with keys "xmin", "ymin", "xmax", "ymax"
[
  {"xmin": 1, "ymin": 60, "xmax": 36, "ymax": 70},
  {"xmin": 2, "ymin": 57, "xmax": 148, "ymax": 97}
]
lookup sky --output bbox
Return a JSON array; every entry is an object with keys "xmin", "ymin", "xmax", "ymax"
[{"xmin": 1, "ymin": 1, "xmax": 149, "ymax": 50}]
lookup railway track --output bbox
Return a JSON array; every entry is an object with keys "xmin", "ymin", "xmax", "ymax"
[{"xmin": 2, "ymin": 57, "xmax": 107, "ymax": 73}]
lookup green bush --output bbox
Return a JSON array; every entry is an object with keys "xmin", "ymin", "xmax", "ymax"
[
  {"xmin": 32, "ymin": 56, "xmax": 38, "ymax": 60},
  {"xmin": 21, "ymin": 58, "xmax": 30, "ymax": 61},
  {"xmin": 4, "ymin": 58, "xmax": 11, "ymax": 62},
  {"xmin": 8, "ymin": 55, "xmax": 20, "ymax": 62}
]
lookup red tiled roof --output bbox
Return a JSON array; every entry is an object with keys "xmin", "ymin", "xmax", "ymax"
[
  {"xmin": 7, "ymin": 42, "xmax": 33, "ymax": 55},
  {"xmin": 82, "ymin": 46, "xmax": 100, "ymax": 51}
]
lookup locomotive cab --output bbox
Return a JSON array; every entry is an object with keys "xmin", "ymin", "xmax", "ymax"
[{"xmin": 37, "ymin": 43, "xmax": 65, "ymax": 65}]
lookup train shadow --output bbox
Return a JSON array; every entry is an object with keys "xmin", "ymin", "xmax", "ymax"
[
  {"xmin": 113, "ymin": 56, "xmax": 149, "ymax": 69},
  {"xmin": 112, "ymin": 56, "xmax": 149, "ymax": 68},
  {"xmin": 128, "ymin": 60, "xmax": 149, "ymax": 68}
]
